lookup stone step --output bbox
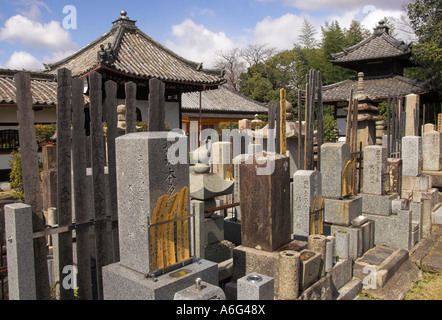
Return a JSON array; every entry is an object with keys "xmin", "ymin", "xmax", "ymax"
[
  {"xmin": 334, "ymin": 278, "xmax": 363, "ymax": 300},
  {"xmin": 354, "ymin": 246, "xmax": 409, "ymax": 289}
]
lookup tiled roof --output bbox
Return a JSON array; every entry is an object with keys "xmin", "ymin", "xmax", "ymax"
[
  {"xmin": 321, "ymin": 74, "xmax": 432, "ymax": 102},
  {"xmin": 181, "ymin": 86, "xmax": 268, "ymax": 114},
  {"xmin": 0, "ymin": 69, "xmax": 57, "ymax": 106},
  {"xmin": 329, "ymin": 22, "xmax": 411, "ymax": 65},
  {"xmin": 44, "ymin": 12, "xmax": 225, "ymax": 87}
]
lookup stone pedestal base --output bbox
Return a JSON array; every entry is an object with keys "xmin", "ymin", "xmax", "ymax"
[
  {"xmin": 102, "ymin": 259, "xmax": 218, "ymax": 300},
  {"xmin": 324, "ymin": 196, "xmax": 362, "ymax": 226}
]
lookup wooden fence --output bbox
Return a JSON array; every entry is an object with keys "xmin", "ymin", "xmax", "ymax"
[{"xmin": 11, "ymin": 68, "xmax": 138, "ymax": 300}]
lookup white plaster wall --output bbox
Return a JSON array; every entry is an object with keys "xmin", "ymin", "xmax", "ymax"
[{"xmin": 0, "ymin": 106, "xmax": 56, "ymax": 124}]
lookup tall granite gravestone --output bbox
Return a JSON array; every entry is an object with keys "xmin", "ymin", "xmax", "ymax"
[
  {"xmin": 321, "ymin": 143, "xmax": 351, "ymax": 199},
  {"xmin": 402, "ymin": 136, "xmax": 422, "ymax": 177},
  {"xmin": 102, "ymin": 132, "xmax": 218, "ymax": 300},
  {"xmin": 321, "ymin": 143, "xmax": 362, "ymax": 226},
  {"xmin": 293, "ymin": 170, "xmax": 322, "ymax": 240},
  {"xmin": 360, "ymin": 145, "xmax": 397, "ymax": 215},
  {"xmin": 239, "ymin": 152, "xmax": 291, "ymax": 251},
  {"xmin": 423, "ymin": 129, "xmax": 442, "ymax": 171}
]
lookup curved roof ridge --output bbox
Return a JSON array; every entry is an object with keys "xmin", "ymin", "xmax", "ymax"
[{"xmin": 43, "ymin": 30, "xmax": 115, "ymax": 72}]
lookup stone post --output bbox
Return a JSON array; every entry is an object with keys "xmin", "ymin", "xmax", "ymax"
[
  {"xmin": 292, "ymin": 170, "xmax": 322, "ymax": 240},
  {"xmin": 362, "ymin": 145, "xmax": 388, "ymax": 195},
  {"xmin": 5, "ymin": 203, "xmax": 36, "ymax": 300},
  {"xmin": 320, "ymin": 143, "xmax": 351, "ymax": 199}
]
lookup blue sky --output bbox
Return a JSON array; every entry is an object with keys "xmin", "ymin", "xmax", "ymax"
[{"xmin": 0, "ymin": 0, "xmax": 413, "ymax": 70}]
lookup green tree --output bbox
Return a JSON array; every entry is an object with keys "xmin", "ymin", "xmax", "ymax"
[
  {"xmin": 298, "ymin": 19, "xmax": 318, "ymax": 49},
  {"xmin": 345, "ymin": 20, "xmax": 371, "ymax": 46},
  {"xmin": 320, "ymin": 20, "xmax": 356, "ymax": 85},
  {"xmin": 406, "ymin": 0, "xmax": 442, "ymax": 96}
]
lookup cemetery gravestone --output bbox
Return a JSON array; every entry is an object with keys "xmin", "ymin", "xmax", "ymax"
[{"xmin": 240, "ymin": 152, "xmax": 291, "ymax": 252}]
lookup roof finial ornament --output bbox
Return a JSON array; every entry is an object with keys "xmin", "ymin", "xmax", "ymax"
[{"xmin": 120, "ymin": 10, "xmax": 128, "ymax": 18}]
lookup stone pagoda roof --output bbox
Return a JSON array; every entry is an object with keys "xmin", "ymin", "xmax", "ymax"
[
  {"xmin": 322, "ymin": 74, "xmax": 432, "ymax": 103},
  {"xmin": 329, "ymin": 21, "xmax": 413, "ymax": 70},
  {"xmin": 43, "ymin": 11, "xmax": 225, "ymax": 89}
]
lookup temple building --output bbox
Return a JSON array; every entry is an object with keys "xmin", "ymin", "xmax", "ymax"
[{"xmin": 322, "ymin": 21, "xmax": 439, "ymax": 138}]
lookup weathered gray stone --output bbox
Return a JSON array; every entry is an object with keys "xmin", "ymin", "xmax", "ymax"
[
  {"xmin": 293, "ymin": 170, "xmax": 322, "ymax": 240},
  {"xmin": 361, "ymin": 193, "xmax": 397, "ymax": 215},
  {"xmin": 298, "ymin": 273, "xmax": 332, "ymax": 300},
  {"xmin": 115, "ymin": 132, "xmax": 189, "ymax": 275},
  {"xmin": 189, "ymin": 173, "xmax": 234, "ymax": 201},
  {"xmin": 334, "ymin": 230, "xmax": 350, "ymax": 259},
  {"xmin": 325, "ymin": 236, "xmax": 335, "ymax": 272},
  {"xmin": 330, "ymin": 225, "xmax": 363, "ymax": 260},
  {"xmin": 362, "ymin": 145, "xmax": 388, "ymax": 195},
  {"xmin": 238, "ymin": 273, "xmax": 274, "ymax": 300},
  {"xmin": 299, "ymin": 249, "xmax": 321, "ymax": 291},
  {"xmin": 329, "ymin": 258, "xmax": 352, "ymax": 292},
  {"xmin": 351, "ymin": 215, "xmax": 369, "ymax": 227},
  {"xmin": 363, "ymin": 200, "xmax": 412, "ymax": 250},
  {"xmin": 324, "ymin": 196, "xmax": 362, "ymax": 226},
  {"xmin": 402, "ymin": 136, "xmax": 422, "ymax": 177},
  {"xmin": 321, "ymin": 143, "xmax": 351, "ymax": 199},
  {"xmin": 423, "ymin": 130, "xmax": 442, "ymax": 171},
  {"xmin": 102, "ymin": 259, "xmax": 218, "ymax": 300},
  {"xmin": 5, "ymin": 203, "xmax": 36, "ymax": 300},
  {"xmin": 335, "ymin": 278, "xmax": 362, "ymax": 300}
]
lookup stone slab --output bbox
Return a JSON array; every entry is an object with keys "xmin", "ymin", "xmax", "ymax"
[
  {"xmin": 324, "ymin": 196, "xmax": 362, "ymax": 226},
  {"xmin": 363, "ymin": 208, "xmax": 412, "ymax": 251},
  {"xmin": 298, "ymin": 273, "xmax": 332, "ymax": 300},
  {"xmin": 335, "ymin": 278, "xmax": 362, "ymax": 300},
  {"xmin": 329, "ymin": 258, "xmax": 352, "ymax": 292},
  {"xmin": 361, "ymin": 193, "xmax": 397, "ymax": 215},
  {"xmin": 422, "ymin": 130, "xmax": 442, "ymax": 171},
  {"xmin": 102, "ymin": 259, "xmax": 218, "ymax": 300}
]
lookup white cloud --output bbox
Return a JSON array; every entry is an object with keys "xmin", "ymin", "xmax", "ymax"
[
  {"xmin": 327, "ymin": 5, "xmax": 416, "ymax": 42},
  {"xmin": 0, "ymin": 51, "xmax": 43, "ymax": 70},
  {"xmin": 0, "ymin": 14, "xmax": 77, "ymax": 52},
  {"xmin": 253, "ymin": 13, "xmax": 306, "ymax": 50},
  {"xmin": 256, "ymin": 0, "xmax": 405, "ymax": 11},
  {"xmin": 165, "ymin": 19, "xmax": 236, "ymax": 69}
]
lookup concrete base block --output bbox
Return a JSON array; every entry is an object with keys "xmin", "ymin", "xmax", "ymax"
[
  {"xmin": 329, "ymin": 258, "xmax": 353, "ymax": 292},
  {"xmin": 102, "ymin": 259, "xmax": 218, "ymax": 300},
  {"xmin": 232, "ymin": 240, "xmax": 306, "ymax": 296},
  {"xmin": 363, "ymin": 210, "xmax": 412, "ymax": 251},
  {"xmin": 324, "ymin": 196, "xmax": 362, "ymax": 226},
  {"xmin": 335, "ymin": 279, "xmax": 362, "ymax": 300},
  {"xmin": 361, "ymin": 193, "xmax": 397, "ymax": 215},
  {"xmin": 298, "ymin": 273, "xmax": 332, "ymax": 300}
]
